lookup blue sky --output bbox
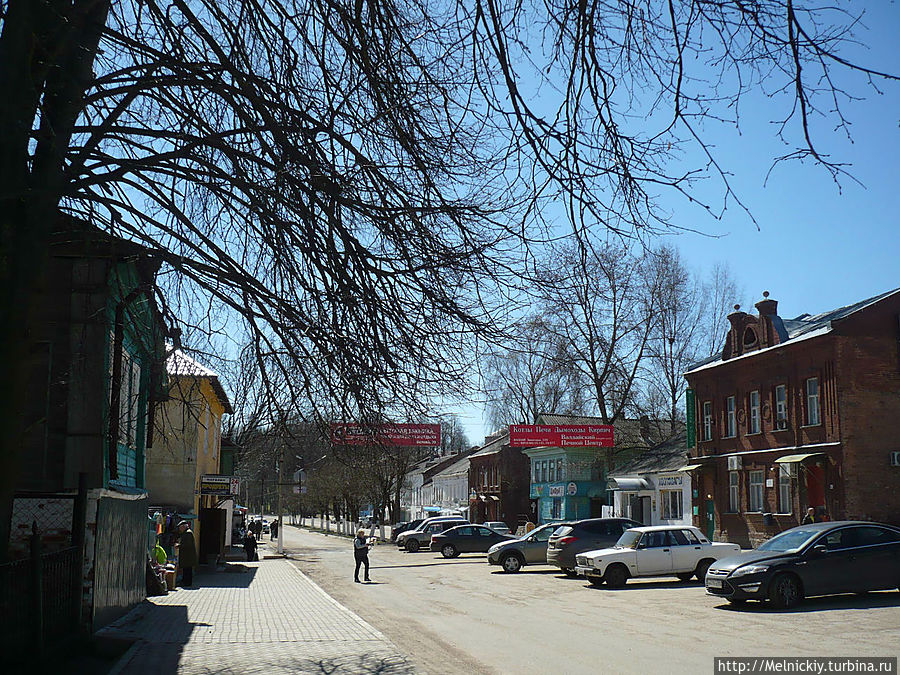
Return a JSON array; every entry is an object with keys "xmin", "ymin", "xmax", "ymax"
[{"xmin": 456, "ymin": 4, "xmax": 900, "ymax": 446}]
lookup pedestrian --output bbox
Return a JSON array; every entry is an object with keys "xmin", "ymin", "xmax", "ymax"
[
  {"xmin": 176, "ymin": 520, "xmax": 198, "ymax": 587},
  {"xmin": 271, "ymin": 518, "xmax": 279, "ymax": 540},
  {"xmin": 801, "ymin": 507, "xmax": 817, "ymax": 525},
  {"xmin": 253, "ymin": 519, "xmax": 262, "ymax": 541},
  {"xmin": 243, "ymin": 529, "xmax": 258, "ymax": 562},
  {"xmin": 353, "ymin": 528, "xmax": 371, "ymax": 583},
  {"xmin": 153, "ymin": 537, "xmax": 168, "ymax": 566}
]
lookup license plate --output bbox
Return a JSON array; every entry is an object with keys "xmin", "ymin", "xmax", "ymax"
[{"xmin": 706, "ymin": 578, "xmax": 723, "ymax": 589}]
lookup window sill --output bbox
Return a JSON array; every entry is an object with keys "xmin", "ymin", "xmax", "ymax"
[
  {"xmin": 772, "ymin": 428, "xmax": 791, "ymax": 433},
  {"xmin": 745, "ymin": 431, "xmax": 762, "ymax": 436},
  {"xmin": 800, "ymin": 423, "xmax": 822, "ymax": 429}
]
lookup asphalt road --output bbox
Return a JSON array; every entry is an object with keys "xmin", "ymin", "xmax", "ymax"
[{"xmin": 279, "ymin": 524, "xmax": 900, "ymax": 675}]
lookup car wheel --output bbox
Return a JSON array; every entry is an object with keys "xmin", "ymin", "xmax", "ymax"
[
  {"xmin": 406, "ymin": 539, "xmax": 420, "ymax": 553},
  {"xmin": 768, "ymin": 573, "xmax": 803, "ymax": 609},
  {"xmin": 500, "ymin": 553, "xmax": 523, "ymax": 573},
  {"xmin": 588, "ymin": 576, "xmax": 605, "ymax": 588},
  {"xmin": 441, "ymin": 544, "xmax": 458, "ymax": 559},
  {"xmin": 604, "ymin": 564, "xmax": 628, "ymax": 589},
  {"xmin": 562, "ymin": 567, "xmax": 578, "ymax": 578},
  {"xmin": 676, "ymin": 572, "xmax": 694, "ymax": 582},
  {"xmin": 694, "ymin": 559, "xmax": 713, "ymax": 582}
]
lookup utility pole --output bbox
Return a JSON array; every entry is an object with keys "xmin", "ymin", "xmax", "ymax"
[{"xmin": 277, "ymin": 423, "xmax": 285, "ymax": 555}]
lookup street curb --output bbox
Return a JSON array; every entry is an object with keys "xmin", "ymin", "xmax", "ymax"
[{"xmin": 106, "ymin": 639, "xmax": 142, "ymax": 675}]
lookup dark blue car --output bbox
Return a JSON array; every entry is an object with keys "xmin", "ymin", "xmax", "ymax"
[{"xmin": 705, "ymin": 521, "xmax": 900, "ymax": 608}]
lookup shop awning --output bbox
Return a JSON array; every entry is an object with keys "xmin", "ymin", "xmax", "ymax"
[
  {"xmin": 774, "ymin": 452, "xmax": 826, "ymax": 464},
  {"xmin": 606, "ymin": 477, "xmax": 652, "ymax": 491},
  {"xmin": 677, "ymin": 464, "xmax": 704, "ymax": 472},
  {"xmin": 423, "ymin": 506, "xmax": 442, "ymax": 512},
  {"xmin": 487, "ymin": 495, "xmax": 500, "ymax": 501}
]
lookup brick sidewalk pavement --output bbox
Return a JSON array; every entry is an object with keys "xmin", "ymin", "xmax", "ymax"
[{"xmin": 98, "ymin": 551, "xmax": 413, "ymax": 674}]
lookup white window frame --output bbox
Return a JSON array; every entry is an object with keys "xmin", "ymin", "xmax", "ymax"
[
  {"xmin": 749, "ymin": 390, "xmax": 760, "ymax": 434},
  {"xmin": 775, "ymin": 385, "xmax": 787, "ymax": 426},
  {"xmin": 806, "ymin": 377, "xmax": 820, "ymax": 426},
  {"xmin": 660, "ymin": 490, "xmax": 683, "ymax": 520},
  {"xmin": 533, "ymin": 461, "xmax": 540, "ymax": 483},
  {"xmin": 702, "ymin": 401, "xmax": 713, "ymax": 441},
  {"xmin": 778, "ymin": 465, "xmax": 792, "ymax": 514},
  {"xmin": 728, "ymin": 471, "xmax": 740, "ymax": 513},
  {"xmin": 725, "ymin": 396, "xmax": 736, "ymax": 438},
  {"xmin": 748, "ymin": 470, "xmax": 764, "ymax": 512}
]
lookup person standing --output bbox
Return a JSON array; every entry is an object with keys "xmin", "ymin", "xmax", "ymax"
[
  {"xmin": 271, "ymin": 518, "xmax": 279, "ymax": 541},
  {"xmin": 243, "ymin": 530, "xmax": 258, "ymax": 562},
  {"xmin": 353, "ymin": 529, "xmax": 371, "ymax": 583},
  {"xmin": 801, "ymin": 507, "xmax": 817, "ymax": 525},
  {"xmin": 176, "ymin": 521, "xmax": 198, "ymax": 587}
]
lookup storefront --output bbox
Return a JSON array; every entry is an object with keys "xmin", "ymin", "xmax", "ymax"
[
  {"xmin": 525, "ymin": 446, "xmax": 609, "ymax": 524},
  {"xmin": 607, "ymin": 472, "xmax": 692, "ymax": 526}
]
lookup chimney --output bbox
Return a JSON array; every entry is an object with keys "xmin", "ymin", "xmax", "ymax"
[{"xmin": 755, "ymin": 290, "xmax": 778, "ymax": 317}]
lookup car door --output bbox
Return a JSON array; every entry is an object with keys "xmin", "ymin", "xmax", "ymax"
[
  {"xmin": 635, "ymin": 531, "xmax": 674, "ymax": 575},
  {"xmin": 798, "ymin": 527, "xmax": 857, "ymax": 597},
  {"xmin": 668, "ymin": 529, "xmax": 699, "ymax": 573},
  {"xmin": 845, "ymin": 526, "xmax": 900, "ymax": 591},
  {"xmin": 451, "ymin": 526, "xmax": 474, "ymax": 552},
  {"xmin": 524, "ymin": 526, "xmax": 554, "ymax": 563},
  {"xmin": 473, "ymin": 526, "xmax": 498, "ymax": 552}
]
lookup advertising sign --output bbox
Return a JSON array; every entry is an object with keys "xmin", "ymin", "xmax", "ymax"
[
  {"xmin": 330, "ymin": 423, "xmax": 442, "ymax": 447},
  {"xmin": 686, "ymin": 389, "xmax": 696, "ymax": 449},
  {"xmin": 200, "ymin": 475, "xmax": 240, "ymax": 496},
  {"xmin": 509, "ymin": 424, "xmax": 614, "ymax": 448},
  {"xmin": 548, "ymin": 485, "xmax": 565, "ymax": 497}
]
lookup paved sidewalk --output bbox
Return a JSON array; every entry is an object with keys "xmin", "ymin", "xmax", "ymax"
[{"xmin": 98, "ymin": 548, "xmax": 414, "ymax": 674}]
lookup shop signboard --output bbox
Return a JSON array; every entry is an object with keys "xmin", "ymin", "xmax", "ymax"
[
  {"xmin": 566, "ymin": 482, "xmax": 578, "ymax": 496},
  {"xmin": 686, "ymin": 389, "xmax": 696, "ymax": 449},
  {"xmin": 200, "ymin": 475, "xmax": 240, "ymax": 496},
  {"xmin": 509, "ymin": 424, "xmax": 614, "ymax": 448},
  {"xmin": 548, "ymin": 485, "xmax": 565, "ymax": 497},
  {"xmin": 330, "ymin": 423, "xmax": 441, "ymax": 447},
  {"xmin": 657, "ymin": 475, "xmax": 683, "ymax": 488}
]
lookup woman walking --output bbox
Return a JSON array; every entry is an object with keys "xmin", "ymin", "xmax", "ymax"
[{"xmin": 353, "ymin": 529, "xmax": 371, "ymax": 583}]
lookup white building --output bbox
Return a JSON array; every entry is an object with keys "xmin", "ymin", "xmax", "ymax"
[
  {"xmin": 431, "ymin": 454, "xmax": 471, "ymax": 517},
  {"xmin": 607, "ymin": 432, "xmax": 692, "ymax": 527}
]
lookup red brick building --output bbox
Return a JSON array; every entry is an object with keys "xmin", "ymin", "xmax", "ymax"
[
  {"xmin": 684, "ymin": 288, "xmax": 900, "ymax": 547},
  {"xmin": 468, "ymin": 430, "xmax": 532, "ymax": 530}
]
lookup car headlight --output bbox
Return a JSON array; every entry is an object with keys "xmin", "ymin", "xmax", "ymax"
[{"xmin": 730, "ymin": 564, "xmax": 769, "ymax": 578}]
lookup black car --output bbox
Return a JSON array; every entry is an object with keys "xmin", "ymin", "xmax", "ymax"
[
  {"xmin": 431, "ymin": 524, "xmax": 516, "ymax": 558},
  {"xmin": 546, "ymin": 518, "xmax": 641, "ymax": 575},
  {"xmin": 705, "ymin": 521, "xmax": 900, "ymax": 608}
]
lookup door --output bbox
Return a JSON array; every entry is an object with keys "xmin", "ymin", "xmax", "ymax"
[
  {"xmin": 635, "ymin": 531, "xmax": 674, "ymax": 575},
  {"xmin": 669, "ymin": 529, "xmax": 701, "ymax": 573},
  {"xmin": 524, "ymin": 526, "xmax": 554, "ymax": 563},
  {"xmin": 705, "ymin": 500, "xmax": 715, "ymax": 541},
  {"xmin": 846, "ymin": 526, "xmax": 900, "ymax": 591},
  {"xmin": 800, "ymin": 527, "xmax": 857, "ymax": 596},
  {"xmin": 641, "ymin": 497, "xmax": 652, "ymax": 525}
]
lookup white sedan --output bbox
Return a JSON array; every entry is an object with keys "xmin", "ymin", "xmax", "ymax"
[{"xmin": 574, "ymin": 525, "xmax": 740, "ymax": 588}]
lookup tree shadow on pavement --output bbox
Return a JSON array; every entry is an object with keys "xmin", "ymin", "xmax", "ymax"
[{"xmin": 713, "ymin": 590, "xmax": 900, "ymax": 614}]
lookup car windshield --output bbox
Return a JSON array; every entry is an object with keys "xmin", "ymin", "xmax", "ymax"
[
  {"xmin": 757, "ymin": 528, "xmax": 819, "ymax": 552},
  {"xmin": 615, "ymin": 531, "xmax": 642, "ymax": 549}
]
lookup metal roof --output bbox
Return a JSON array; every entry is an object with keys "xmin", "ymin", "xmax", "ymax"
[{"xmin": 166, "ymin": 347, "xmax": 233, "ymax": 413}]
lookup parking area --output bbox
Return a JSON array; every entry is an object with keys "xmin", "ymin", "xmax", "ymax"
[{"xmin": 282, "ymin": 526, "xmax": 900, "ymax": 675}]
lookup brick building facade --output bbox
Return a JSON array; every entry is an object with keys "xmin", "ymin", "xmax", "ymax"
[
  {"xmin": 684, "ymin": 289, "xmax": 900, "ymax": 547},
  {"xmin": 468, "ymin": 430, "xmax": 532, "ymax": 530}
]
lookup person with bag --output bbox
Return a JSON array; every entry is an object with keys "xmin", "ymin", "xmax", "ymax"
[
  {"xmin": 353, "ymin": 529, "xmax": 372, "ymax": 583},
  {"xmin": 243, "ymin": 530, "xmax": 258, "ymax": 561}
]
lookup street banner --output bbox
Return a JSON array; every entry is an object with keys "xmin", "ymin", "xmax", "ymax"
[
  {"xmin": 508, "ymin": 424, "xmax": 614, "ymax": 448},
  {"xmin": 200, "ymin": 474, "xmax": 240, "ymax": 496},
  {"xmin": 330, "ymin": 423, "xmax": 442, "ymax": 447}
]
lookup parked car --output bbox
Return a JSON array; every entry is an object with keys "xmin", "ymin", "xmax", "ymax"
[
  {"xmin": 261, "ymin": 519, "xmax": 270, "ymax": 534},
  {"xmin": 574, "ymin": 525, "xmax": 741, "ymax": 588},
  {"xmin": 391, "ymin": 520, "xmax": 423, "ymax": 542},
  {"xmin": 488, "ymin": 522, "xmax": 571, "ymax": 573},
  {"xmin": 395, "ymin": 516, "xmax": 458, "ymax": 547},
  {"xmin": 397, "ymin": 517, "xmax": 468, "ymax": 552},
  {"xmin": 547, "ymin": 518, "xmax": 642, "ymax": 575},
  {"xmin": 705, "ymin": 521, "xmax": 900, "ymax": 608},
  {"xmin": 431, "ymin": 524, "xmax": 516, "ymax": 558},
  {"xmin": 482, "ymin": 521, "xmax": 511, "ymax": 536}
]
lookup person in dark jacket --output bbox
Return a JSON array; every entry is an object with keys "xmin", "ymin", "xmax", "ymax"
[
  {"xmin": 243, "ymin": 530, "xmax": 258, "ymax": 561},
  {"xmin": 801, "ymin": 507, "xmax": 817, "ymax": 525},
  {"xmin": 353, "ymin": 529, "xmax": 371, "ymax": 583},
  {"xmin": 176, "ymin": 521, "xmax": 199, "ymax": 587},
  {"xmin": 271, "ymin": 518, "xmax": 279, "ymax": 540}
]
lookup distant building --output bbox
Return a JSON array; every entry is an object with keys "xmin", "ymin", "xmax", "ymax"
[
  {"xmin": 468, "ymin": 430, "xmax": 531, "ymax": 530},
  {"xmin": 431, "ymin": 454, "xmax": 472, "ymax": 516},
  {"xmin": 684, "ymin": 289, "xmax": 900, "ymax": 547}
]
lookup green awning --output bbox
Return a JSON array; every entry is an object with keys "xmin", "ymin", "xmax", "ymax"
[
  {"xmin": 774, "ymin": 453, "xmax": 825, "ymax": 464},
  {"xmin": 677, "ymin": 464, "xmax": 704, "ymax": 472}
]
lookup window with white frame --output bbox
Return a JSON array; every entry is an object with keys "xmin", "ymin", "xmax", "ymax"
[
  {"xmin": 556, "ymin": 458, "xmax": 563, "ymax": 481},
  {"xmin": 541, "ymin": 460, "xmax": 548, "ymax": 482},
  {"xmin": 749, "ymin": 470, "xmax": 764, "ymax": 512},
  {"xmin": 551, "ymin": 498, "xmax": 562, "ymax": 520},
  {"xmin": 749, "ymin": 390, "xmax": 760, "ymax": 434},
  {"xmin": 703, "ymin": 401, "xmax": 713, "ymax": 440},
  {"xmin": 778, "ymin": 465, "xmax": 793, "ymax": 513},
  {"xmin": 533, "ymin": 461, "xmax": 540, "ymax": 483},
  {"xmin": 729, "ymin": 472, "xmax": 740, "ymax": 512},
  {"xmin": 806, "ymin": 377, "xmax": 820, "ymax": 426},
  {"xmin": 548, "ymin": 460, "xmax": 556, "ymax": 483},
  {"xmin": 775, "ymin": 385, "xmax": 787, "ymax": 428},
  {"xmin": 725, "ymin": 396, "xmax": 736, "ymax": 438},
  {"xmin": 660, "ymin": 490, "xmax": 683, "ymax": 520}
]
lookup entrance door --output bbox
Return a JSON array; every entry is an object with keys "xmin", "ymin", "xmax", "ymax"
[
  {"xmin": 640, "ymin": 497, "xmax": 652, "ymax": 525},
  {"xmin": 705, "ymin": 500, "xmax": 715, "ymax": 541},
  {"xmin": 805, "ymin": 464, "xmax": 825, "ymax": 508}
]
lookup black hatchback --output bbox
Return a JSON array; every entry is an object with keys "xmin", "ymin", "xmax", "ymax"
[
  {"xmin": 705, "ymin": 521, "xmax": 900, "ymax": 608},
  {"xmin": 546, "ymin": 518, "xmax": 641, "ymax": 575}
]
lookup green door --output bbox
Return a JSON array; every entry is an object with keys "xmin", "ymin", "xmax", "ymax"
[{"xmin": 705, "ymin": 500, "xmax": 715, "ymax": 541}]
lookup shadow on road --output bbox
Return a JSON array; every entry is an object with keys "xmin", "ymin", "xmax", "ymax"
[
  {"xmin": 369, "ymin": 559, "xmax": 485, "ymax": 570},
  {"xmin": 713, "ymin": 590, "xmax": 900, "ymax": 614},
  {"xmin": 584, "ymin": 578, "xmax": 702, "ymax": 591}
]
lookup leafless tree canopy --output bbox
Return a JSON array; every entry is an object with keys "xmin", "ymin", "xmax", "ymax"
[{"xmin": 1, "ymin": 0, "xmax": 896, "ymax": 551}]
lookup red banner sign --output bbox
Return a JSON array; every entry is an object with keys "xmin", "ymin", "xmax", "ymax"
[
  {"xmin": 509, "ymin": 424, "xmax": 614, "ymax": 448},
  {"xmin": 330, "ymin": 423, "xmax": 442, "ymax": 447}
]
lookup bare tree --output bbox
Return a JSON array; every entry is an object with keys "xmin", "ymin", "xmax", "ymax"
[
  {"xmin": 701, "ymin": 263, "xmax": 746, "ymax": 357},
  {"xmin": 440, "ymin": 415, "xmax": 471, "ymax": 456},
  {"xmin": 2, "ymin": 0, "xmax": 896, "ymax": 556}
]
